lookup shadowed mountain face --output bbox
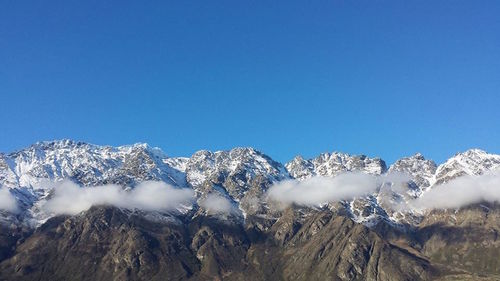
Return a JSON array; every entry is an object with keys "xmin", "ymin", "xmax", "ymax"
[
  {"xmin": 414, "ymin": 203, "xmax": 500, "ymax": 276},
  {"xmin": 274, "ymin": 212, "xmax": 435, "ymax": 281},
  {"xmin": 0, "ymin": 206, "xmax": 437, "ymax": 281},
  {"xmin": 0, "ymin": 225, "xmax": 28, "ymax": 263},
  {"xmin": 370, "ymin": 203, "xmax": 500, "ymax": 281}
]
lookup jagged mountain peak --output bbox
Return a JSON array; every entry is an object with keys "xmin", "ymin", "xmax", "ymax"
[
  {"xmin": 31, "ymin": 139, "xmax": 84, "ymax": 149},
  {"xmin": 389, "ymin": 152, "xmax": 435, "ymax": 170},
  {"xmin": 457, "ymin": 147, "xmax": 488, "ymax": 156},
  {"xmin": 191, "ymin": 146, "xmax": 273, "ymax": 160},
  {"xmin": 186, "ymin": 146, "xmax": 288, "ymax": 188},
  {"xmin": 285, "ymin": 155, "xmax": 315, "ymax": 179},
  {"xmin": 434, "ymin": 148, "xmax": 500, "ymax": 185},
  {"xmin": 190, "ymin": 146, "xmax": 280, "ymax": 165},
  {"xmin": 189, "ymin": 147, "xmax": 268, "ymax": 163},
  {"xmin": 228, "ymin": 146, "xmax": 259, "ymax": 154},
  {"xmin": 117, "ymin": 142, "xmax": 170, "ymax": 161},
  {"xmin": 389, "ymin": 152, "xmax": 437, "ymax": 189},
  {"xmin": 291, "ymin": 154, "xmax": 305, "ymax": 161},
  {"xmin": 118, "ymin": 142, "xmax": 158, "ymax": 151},
  {"xmin": 445, "ymin": 148, "xmax": 499, "ymax": 164},
  {"xmin": 9, "ymin": 139, "xmax": 86, "ymax": 157},
  {"xmin": 285, "ymin": 151, "xmax": 387, "ymax": 180},
  {"xmin": 16, "ymin": 139, "xmax": 166, "ymax": 157},
  {"xmin": 2, "ymin": 139, "xmax": 187, "ymax": 191},
  {"xmin": 412, "ymin": 152, "xmax": 425, "ymax": 160}
]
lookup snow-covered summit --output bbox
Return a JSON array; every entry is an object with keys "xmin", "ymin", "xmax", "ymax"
[
  {"xmin": 3, "ymin": 139, "xmax": 184, "ymax": 189},
  {"xmin": 434, "ymin": 148, "xmax": 500, "ymax": 185},
  {"xmin": 388, "ymin": 153, "xmax": 437, "ymax": 190},
  {"xmin": 186, "ymin": 147, "xmax": 287, "ymax": 187},
  {"xmin": 285, "ymin": 152, "xmax": 387, "ymax": 180}
]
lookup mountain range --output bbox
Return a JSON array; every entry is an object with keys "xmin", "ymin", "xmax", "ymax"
[{"xmin": 1, "ymin": 139, "xmax": 500, "ymax": 280}]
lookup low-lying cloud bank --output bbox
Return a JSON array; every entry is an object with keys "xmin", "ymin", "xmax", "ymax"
[
  {"xmin": 0, "ymin": 188, "xmax": 17, "ymax": 212},
  {"xmin": 412, "ymin": 172, "xmax": 500, "ymax": 210},
  {"xmin": 199, "ymin": 193, "xmax": 236, "ymax": 214},
  {"xmin": 266, "ymin": 173, "xmax": 380, "ymax": 206},
  {"xmin": 43, "ymin": 181, "xmax": 194, "ymax": 215},
  {"xmin": 266, "ymin": 171, "xmax": 500, "ymax": 211},
  {"xmin": 9, "ymin": 170, "xmax": 500, "ymax": 217}
]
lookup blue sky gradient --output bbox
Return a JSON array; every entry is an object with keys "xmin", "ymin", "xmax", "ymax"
[{"xmin": 1, "ymin": 1, "xmax": 499, "ymax": 164}]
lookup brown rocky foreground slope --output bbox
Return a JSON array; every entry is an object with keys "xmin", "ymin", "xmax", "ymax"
[{"xmin": 0, "ymin": 206, "xmax": 437, "ymax": 281}]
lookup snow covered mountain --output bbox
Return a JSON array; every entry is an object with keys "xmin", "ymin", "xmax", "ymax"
[
  {"xmin": 1, "ymin": 140, "xmax": 500, "ymax": 229},
  {"xmin": 434, "ymin": 148, "xmax": 500, "ymax": 185},
  {"xmin": 285, "ymin": 152, "xmax": 387, "ymax": 180},
  {"xmin": 186, "ymin": 147, "xmax": 288, "ymax": 191},
  {"xmin": 388, "ymin": 153, "xmax": 437, "ymax": 193},
  {"xmin": 0, "ymin": 140, "xmax": 186, "ymax": 189}
]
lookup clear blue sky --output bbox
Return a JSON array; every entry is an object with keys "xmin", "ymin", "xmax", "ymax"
[{"xmin": 1, "ymin": 1, "xmax": 499, "ymax": 164}]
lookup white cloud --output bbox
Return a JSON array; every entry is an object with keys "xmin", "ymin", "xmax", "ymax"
[
  {"xmin": 266, "ymin": 172, "xmax": 379, "ymax": 207},
  {"xmin": 267, "ymin": 170, "xmax": 500, "ymax": 211},
  {"xmin": 199, "ymin": 193, "xmax": 235, "ymax": 214},
  {"xmin": 380, "ymin": 172, "xmax": 413, "ymax": 194},
  {"xmin": 43, "ymin": 181, "xmax": 194, "ymax": 215},
  {"xmin": 0, "ymin": 188, "xmax": 17, "ymax": 212},
  {"xmin": 411, "ymin": 172, "xmax": 500, "ymax": 210}
]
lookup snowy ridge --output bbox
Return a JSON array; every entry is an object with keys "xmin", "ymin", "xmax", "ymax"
[
  {"xmin": 434, "ymin": 148, "xmax": 500, "ymax": 185},
  {"xmin": 186, "ymin": 147, "xmax": 288, "ymax": 189},
  {"xmin": 388, "ymin": 153, "xmax": 437, "ymax": 194},
  {"xmin": 286, "ymin": 152, "xmax": 387, "ymax": 180},
  {"xmin": 285, "ymin": 148, "xmax": 500, "ymax": 226},
  {"xmin": 1, "ymin": 140, "xmax": 500, "ymax": 229}
]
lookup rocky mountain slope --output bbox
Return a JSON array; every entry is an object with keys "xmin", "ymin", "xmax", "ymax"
[
  {"xmin": 0, "ymin": 206, "xmax": 439, "ymax": 281},
  {"xmin": 1, "ymin": 140, "xmax": 500, "ymax": 280}
]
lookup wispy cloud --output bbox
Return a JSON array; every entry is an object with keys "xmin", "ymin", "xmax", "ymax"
[
  {"xmin": 411, "ymin": 172, "xmax": 500, "ymax": 210},
  {"xmin": 199, "ymin": 193, "xmax": 236, "ymax": 214},
  {"xmin": 43, "ymin": 181, "xmax": 194, "ymax": 215},
  {"xmin": 266, "ymin": 172, "xmax": 379, "ymax": 207},
  {"xmin": 0, "ymin": 188, "xmax": 17, "ymax": 212},
  {"xmin": 266, "ymin": 170, "xmax": 500, "ymax": 212}
]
